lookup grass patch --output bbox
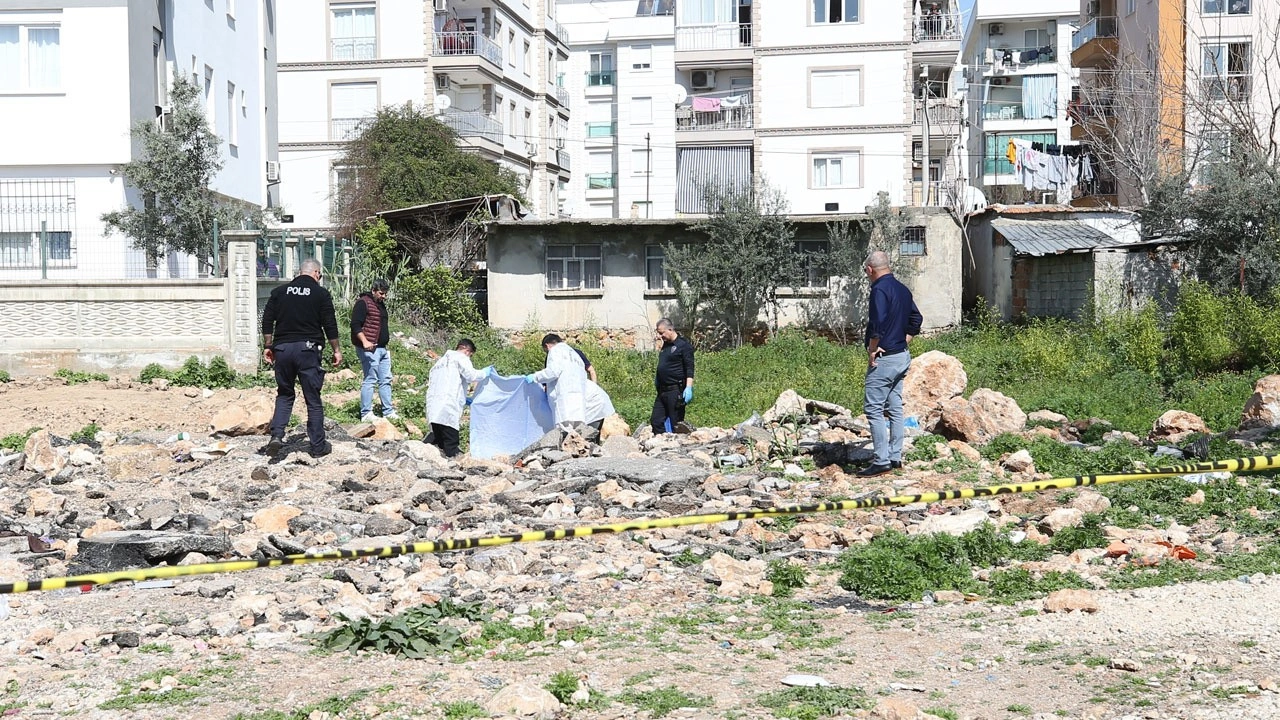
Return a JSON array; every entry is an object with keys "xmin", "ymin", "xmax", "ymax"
[
  {"xmin": 55, "ymin": 368, "xmax": 109, "ymax": 385},
  {"xmin": 137, "ymin": 643, "xmax": 173, "ymax": 654},
  {"xmin": 232, "ymin": 688, "xmax": 380, "ymax": 720},
  {"xmin": 70, "ymin": 422, "xmax": 101, "ymax": 445},
  {"xmin": 756, "ymin": 685, "xmax": 872, "ymax": 719},
  {"xmin": 924, "ymin": 708, "xmax": 959, "ymax": 720},
  {"xmin": 0, "ymin": 427, "xmax": 39, "ymax": 452},
  {"xmin": 617, "ymin": 687, "xmax": 712, "ymax": 718},
  {"xmin": 439, "ymin": 700, "xmax": 488, "ymax": 720},
  {"xmin": 766, "ymin": 559, "xmax": 808, "ymax": 597}
]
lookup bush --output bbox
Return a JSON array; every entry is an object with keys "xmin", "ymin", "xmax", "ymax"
[
  {"xmin": 1169, "ymin": 282, "xmax": 1235, "ymax": 374},
  {"xmin": 1, "ymin": 427, "xmax": 40, "ymax": 452},
  {"xmin": 393, "ymin": 265, "xmax": 485, "ymax": 335},
  {"xmin": 0, "ymin": 370, "xmax": 10, "ymax": 383},
  {"xmin": 314, "ymin": 599, "xmax": 486, "ymax": 658}
]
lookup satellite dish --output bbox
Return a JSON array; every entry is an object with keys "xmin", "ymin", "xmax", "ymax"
[
  {"xmin": 434, "ymin": 94, "xmax": 452, "ymax": 114},
  {"xmin": 671, "ymin": 85, "xmax": 688, "ymax": 105}
]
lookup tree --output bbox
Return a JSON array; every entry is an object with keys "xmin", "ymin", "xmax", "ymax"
[
  {"xmin": 101, "ymin": 76, "xmax": 248, "ymax": 275},
  {"xmin": 332, "ymin": 104, "xmax": 525, "ymax": 253},
  {"xmin": 664, "ymin": 180, "xmax": 799, "ymax": 346}
]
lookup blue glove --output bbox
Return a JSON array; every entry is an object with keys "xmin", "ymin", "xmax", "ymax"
[
  {"xmin": 524, "ymin": 374, "xmax": 537, "ymax": 384},
  {"xmin": 482, "ymin": 365, "xmax": 495, "ymax": 378},
  {"xmin": 465, "ymin": 395, "xmax": 473, "ymax": 406},
  {"xmin": 682, "ymin": 386, "xmax": 694, "ymax": 404}
]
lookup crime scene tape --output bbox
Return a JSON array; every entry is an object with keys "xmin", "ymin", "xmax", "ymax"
[{"xmin": 2, "ymin": 454, "xmax": 1277, "ymax": 595}]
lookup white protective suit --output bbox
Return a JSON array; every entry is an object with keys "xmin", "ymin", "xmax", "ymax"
[
  {"xmin": 584, "ymin": 380, "xmax": 615, "ymax": 425},
  {"xmin": 533, "ymin": 343, "xmax": 587, "ymax": 425},
  {"xmin": 426, "ymin": 349, "xmax": 482, "ymax": 429}
]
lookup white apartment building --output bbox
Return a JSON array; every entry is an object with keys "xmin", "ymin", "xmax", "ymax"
[
  {"xmin": 277, "ymin": 0, "xmax": 570, "ymax": 229},
  {"xmin": 558, "ymin": 0, "xmax": 964, "ymax": 218},
  {"xmin": 960, "ymin": 0, "xmax": 1079, "ymax": 205},
  {"xmin": 0, "ymin": 0, "xmax": 277, "ymax": 279}
]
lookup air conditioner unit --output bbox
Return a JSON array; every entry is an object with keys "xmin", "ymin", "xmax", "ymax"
[
  {"xmin": 434, "ymin": 0, "xmax": 447, "ymax": 11},
  {"xmin": 556, "ymin": 137, "xmax": 566, "ymax": 149},
  {"xmin": 1085, "ymin": 1, "xmax": 1099, "ymax": 15},
  {"xmin": 266, "ymin": 161, "xmax": 281, "ymax": 183},
  {"xmin": 690, "ymin": 69, "xmax": 715, "ymax": 89},
  {"xmin": 435, "ymin": 73, "xmax": 450, "ymax": 90},
  {"xmin": 991, "ymin": 76, "xmax": 1010, "ymax": 86},
  {"xmin": 988, "ymin": 23, "xmax": 1005, "ymax": 36}
]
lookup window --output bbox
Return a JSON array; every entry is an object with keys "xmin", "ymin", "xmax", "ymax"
[
  {"xmin": 1024, "ymin": 28, "xmax": 1049, "ymax": 48},
  {"xmin": 646, "ymin": 245, "xmax": 671, "ymax": 290},
  {"xmin": 1126, "ymin": 0, "xmax": 1136, "ymax": 14},
  {"xmin": 812, "ymin": 0, "xmax": 859, "ymax": 24},
  {"xmin": 587, "ymin": 150, "xmax": 614, "ymax": 187},
  {"xmin": 0, "ymin": 22, "xmax": 60, "ymax": 92},
  {"xmin": 983, "ymin": 131, "xmax": 1055, "ymax": 175},
  {"xmin": 808, "ymin": 68, "xmax": 861, "ymax": 108},
  {"xmin": 1202, "ymin": 42, "xmax": 1251, "ymax": 101},
  {"xmin": 330, "ymin": 81, "xmax": 377, "ymax": 140},
  {"xmin": 546, "ymin": 245, "xmax": 602, "ymax": 290},
  {"xmin": 508, "ymin": 100, "xmax": 517, "ymax": 137},
  {"xmin": 588, "ymin": 52, "xmax": 615, "ymax": 86},
  {"xmin": 522, "ymin": 41, "xmax": 531, "ymax": 75},
  {"xmin": 631, "ymin": 96, "xmax": 653, "ymax": 124},
  {"xmin": 632, "ymin": 44, "xmax": 652, "ymax": 70},
  {"xmin": 1204, "ymin": 0, "xmax": 1250, "ymax": 14},
  {"xmin": 152, "ymin": 29, "xmax": 165, "ymax": 109},
  {"xmin": 1202, "ymin": 130, "xmax": 1230, "ymax": 163},
  {"xmin": 632, "ymin": 148, "xmax": 651, "ymax": 175},
  {"xmin": 679, "ymin": 0, "xmax": 734, "ymax": 24},
  {"xmin": 508, "ymin": 30, "xmax": 516, "ymax": 67},
  {"xmin": 637, "ymin": 0, "xmax": 674, "ymax": 16},
  {"xmin": 226, "ymin": 81, "xmax": 237, "ymax": 147},
  {"xmin": 795, "ymin": 240, "xmax": 829, "ymax": 288},
  {"xmin": 331, "ymin": 3, "xmax": 375, "ymax": 60},
  {"xmin": 901, "ymin": 227, "xmax": 927, "ymax": 256},
  {"xmin": 203, "ymin": 65, "xmax": 215, "ymax": 133},
  {"xmin": 523, "ymin": 108, "xmax": 532, "ymax": 139},
  {"xmin": 0, "ymin": 231, "xmax": 71, "ymax": 265},
  {"xmin": 811, "ymin": 152, "xmax": 860, "ymax": 188},
  {"xmin": 226, "ymin": 0, "xmax": 235, "ymax": 19}
]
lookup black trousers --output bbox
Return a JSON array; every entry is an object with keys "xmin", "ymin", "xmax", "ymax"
[
  {"xmin": 268, "ymin": 340, "xmax": 326, "ymax": 451},
  {"xmin": 650, "ymin": 387, "xmax": 685, "ymax": 434},
  {"xmin": 428, "ymin": 423, "xmax": 461, "ymax": 457}
]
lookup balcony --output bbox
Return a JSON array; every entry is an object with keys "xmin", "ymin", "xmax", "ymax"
[
  {"xmin": 555, "ymin": 86, "xmax": 570, "ymax": 106},
  {"xmin": 911, "ymin": 180, "xmax": 953, "ymax": 207},
  {"xmin": 438, "ymin": 109, "xmax": 503, "ymax": 147},
  {"xmin": 432, "ymin": 31, "xmax": 502, "ymax": 69},
  {"xmin": 1073, "ymin": 176, "xmax": 1118, "ymax": 207},
  {"xmin": 981, "ymin": 45, "xmax": 1058, "ymax": 69},
  {"xmin": 1202, "ymin": 74, "xmax": 1252, "ymax": 102},
  {"xmin": 331, "ymin": 36, "xmax": 375, "ymax": 61},
  {"xmin": 554, "ymin": 20, "xmax": 570, "ymax": 44},
  {"xmin": 913, "ymin": 12, "xmax": 962, "ymax": 43},
  {"xmin": 675, "ymin": 23, "xmax": 752, "ymax": 51},
  {"xmin": 586, "ymin": 173, "xmax": 617, "ymax": 190},
  {"xmin": 330, "ymin": 117, "xmax": 365, "ymax": 141},
  {"xmin": 556, "ymin": 149, "xmax": 570, "ymax": 170},
  {"xmin": 981, "ymin": 102, "xmax": 1026, "ymax": 121},
  {"xmin": 914, "ymin": 98, "xmax": 963, "ymax": 127},
  {"xmin": 1068, "ymin": 96, "xmax": 1114, "ymax": 140},
  {"xmin": 586, "ymin": 71, "xmax": 615, "ymax": 87},
  {"xmin": 1071, "ymin": 17, "xmax": 1118, "ymax": 68},
  {"xmin": 585, "ymin": 121, "xmax": 617, "ymax": 139},
  {"xmin": 677, "ymin": 89, "xmax": 753, "ymax": 132}
]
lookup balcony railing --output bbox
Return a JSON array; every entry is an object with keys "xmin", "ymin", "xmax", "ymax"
[
  {"xmin": 586, "ymin": 71, "xmax": 616, "ymax": 87},
  {"xmin": 914, "ymin": 98, "xmax": 963, "ymax": 125},
  {"xmin": 1072, "ymin": 17, "xmax": 1117, "ymax": 52},
  {"xmin": 438, "ymin": 109, "xmax": 502, "ymax": 145},
  {"xmin": 585, "ymin": 121, "xmax": 617, "ymax": 138},
  {"xmin": 331, "ymin": 36, "xmax": 376, "ymax": 61},
  {"xmin": 912, "ymin": 180, "xmax": 953, "ymax": 207},
  {"xmin": 676, "ymin": 89, "xmax": 753, "ymax": 131},
  {"xmin": 1202, "ymin": 74, "xmax": 1252, "ymax": 102},
  {"xmin": 982, "ymin": 45, "xmax": 1058, "ymax": 67},
  {"xmin": 913, "ymin": 11, "xmax": 962, "ymax": 42},
  {"xmin": 330, "ymin": 117, "xmax": 365, "ymax": 141},
  {"xmin": 433, "ymin": 31, "xmax": 502, "ymax": 66},
  {"xmin": 586, "ymin": 173, "xmax": 617, "ymax": 189},
  {"xmin": 675, "ymin": 23, "xmax": 752, "ymax": 51},
  {"xmin": 1068, "ymin": 97, "xmax": 1114, "ymax": 123},
  {"xmin": 554, "ymin": 20, "xmax": 570, "ymax": 43},
  {"xmin": 556, "ymin": 86, "xmax": 570, "ymax": 106},
  {"xmin": 557, "ymin": 149, "xmax": 570, "ymax": 170},
  {"xmin": 981, "ymin": 101, "xmax": 1025, "ymax": 120}
]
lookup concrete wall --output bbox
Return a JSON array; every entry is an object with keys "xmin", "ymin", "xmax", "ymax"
[
  {"xmin": 1012, "ymin": 251, "xmax": 1093, "ymax": 318},
  {"xmin": 1093, "ymin": 244, "xmax": 1184, "ymax": 314},
  {"xmin": 485, "ymin": 209, "xmax": 963, "ymax": 340},
  {"xmin": 0, "ymin": 235, "xmax": 263, "ymax": 376}
]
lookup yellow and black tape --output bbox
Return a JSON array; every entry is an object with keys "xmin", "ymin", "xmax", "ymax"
[{"xmin": 2, "ymin": 454, "xmax": 1277, "ymax": 595}]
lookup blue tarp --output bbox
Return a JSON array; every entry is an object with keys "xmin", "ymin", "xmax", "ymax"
[{"xmin": 467, "ymin": 373, "xmax": 557, "ymax": 460}]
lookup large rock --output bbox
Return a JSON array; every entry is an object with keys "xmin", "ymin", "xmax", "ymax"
[
  {"xmin": 600, "ymin": 435, "xmax": 641, "ymax": 458},
  {"xmin": 1043, "ymin": 588, "xmax": 1099, "ymax": 613},
  {"xmin": 22, "ymin": 430, "xmax": 66, "ymax": 476},
  {"xmin": 934, "ymin": 397, "xmax": 983, "ymax": 444},
  {"xmin": 871, "ymin": 697, "xmax": 924, "ymax": 720},
  {"xmin": 911, "ymin": 509, "xmax": 989, "ymax": 537},
  {"xmin": 1001, "ymin": 449, "xmax": 1035, "ymax": 473},
  {"xmin": 1241, "ymin": 375, "xmax": 1280, "ymax": 429},
  {"xmin": 599, "ymin": 413, "xmax": 632, "ymax": 441},
  {"xmin": 74, "ymin": 531, "xmax": 231, "ymax": 571},
  {"xmin": 485, "ymin": 682, "xmax": 562, "ymax": 719},
  {"xmin": 1039, "ymin": 508, "xmax": 1084, "ymax": 534},
  {"xmin": 553, "ymin": 457, "xmax": 708, "ymax": 492},
  {"xmin": 763, "ymin": 389, "xmax": 808, "ymax": 423},
  {"xmin": 251, "ymin": 504, "xmax": 302, "ymax": 533},
  {"xmin": 1150, "ymin": 410, "xmax": 1208, "ymax": 444},
  {"xmin": 701, "ymin": 552, "xmax": 769, "ymax": 596},
  {"xmin": 969, "ymin": 388, "xmax": 1027, "ymax": 436},
  {"xmin": 209, "ymin": 396, "xmax": 274, "ymax": 436},
  {"xmin": 903, "ymin": 351, "xmax": 967, "ymax": 424},
  {"xmin": 26, "ymin": 488, "xmax": 66, "ymax": 516}
]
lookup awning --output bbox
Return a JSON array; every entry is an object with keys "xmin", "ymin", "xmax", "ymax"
[
  {"xmin": 675, "ymin": 146, "xmax": 752, "ymax": 213},
  {"xmin": 991, "ymin": 218, "xmax": 1118, "ymax": 256}
]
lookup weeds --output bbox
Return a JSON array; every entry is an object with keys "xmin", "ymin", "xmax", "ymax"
[
  {"xmin": 70, "ymin": 422, "xmax": 100, "ymax": 444},
  {"xmin": 766, "ymin": 559, "xmax": 808, "ymax": 597},
  {"xmin": 756, "ymin": 685, "xmax": 871, "ymax": 719},
  {"xmin": 314, "ymin": 598, "xmax": 486, "ymax": 658},
  {"xmin": 0, "ymin": 427, "xmax": 39, "ymax": 452},
  {"xmin": 439, "ymin": 700, "xmax": 488, "ymax": 720},
  {"xmin": 231, "ymin": 688, "xmax": 379, "ymax": 720},
  {"xmin": 617, "ymin": 687, "xmax": 712, "ymax": 718},
  {"xmin": 54, "ymin": 368, "xmax": 108, "ymax": 384}
]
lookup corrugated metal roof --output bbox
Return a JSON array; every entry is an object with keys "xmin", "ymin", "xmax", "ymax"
[{"xmin": 991, "ymin": 219, "xmax": 1117, "ymax": 256}]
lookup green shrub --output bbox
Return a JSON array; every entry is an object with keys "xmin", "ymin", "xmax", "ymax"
[
  {"xmin": 1169, "ymin": 282, "xmax": 1235, "ymax": 374},
  {"xmin": 0, "ymin": 370, "xmax": 10, "ymax": 383},
  {"xmin": 766, "ymin": 559, "xmax": 808, "ymax": 597},
  {"xmin": 70, "ymin": 423, "xmax": 101, "ymax": 445},
  {"xmin": 1, "ymin": 427, "xmax": 40, "ymax": 452},
  {"xmin": 544, "ymin": 671, "xmax": 579, "ymax": 704},
  {"xmin": 138, "ymin": 363, "xmax": 168, "ymax": 383},
  {"xmin": 314, "ymin": 599, "xmax": 486, "ymax": 658},
  {"xmin": 54, "ymin": 368, "xmax": 108, "ymax": 384},
  {"xmin": 393, "ymin": 265, "xmax": 486, "ymax": 335}
]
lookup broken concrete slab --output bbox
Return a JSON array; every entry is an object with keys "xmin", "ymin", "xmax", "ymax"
[
  {"xmin": 553, "ymin": 456, "xmax": 709, "ymax": 493},
  {"xmin": 74, "ymin": 530, "xmax": 232, "ymax": 571}
]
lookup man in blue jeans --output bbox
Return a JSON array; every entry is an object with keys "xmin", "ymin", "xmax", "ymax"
[
  {"xmin": 351, "ymin": 278, "xmax": 397, "ymax": 422},
  {"xmin": 858, "ymin": 251, "xmax": 923, "ymax": 478}
]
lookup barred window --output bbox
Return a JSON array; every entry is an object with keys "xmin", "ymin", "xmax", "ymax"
[{"xmin": 901, "ymin": 226, "xmax": 927, "ymax": 256}]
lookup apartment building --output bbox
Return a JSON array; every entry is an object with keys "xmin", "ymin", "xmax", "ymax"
[
  {"xmin": 0, "ymin": 0, "xmax": 277, "ymax": 279},
  {"xmin": 277, "ymin": 0, "xmax": 570, "ymax": 229},
  {"xmin": 961, "ymin": 0, "xmax": 1080, "ymax": 205},
  {"xmin": 558, "ymin": 0, "xmax": 964, "ymax": 218}
]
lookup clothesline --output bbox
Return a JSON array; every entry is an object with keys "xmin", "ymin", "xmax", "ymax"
[{"xmin": 1006, "ymin": 138, "xmax": 1095, "ymax": 193}]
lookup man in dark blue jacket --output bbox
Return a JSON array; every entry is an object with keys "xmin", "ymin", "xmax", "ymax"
[
  {"xmin": 260, "ymin": 258, "xmax": 342, "ymax": 458},
  {"xmin": 858, "ymin": 251, "xmax": 923, "ymax": 477}
]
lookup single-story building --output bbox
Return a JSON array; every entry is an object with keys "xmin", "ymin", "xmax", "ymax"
[
  {"xmin": 485, "ymin": 208, "xmax": 962, "ymax": 345},
  {"xmin": 963, "ymin": 205, "xmax": 1184, "ymax": 320}
]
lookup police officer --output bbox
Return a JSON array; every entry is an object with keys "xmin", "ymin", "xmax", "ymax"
[
  {"xmin": 650, "ymin": 317, "xmax": 695, "ymax": 434},
  {"xmin": 261, "ymin": 258, "xmax": 342, "ymax": 457}
]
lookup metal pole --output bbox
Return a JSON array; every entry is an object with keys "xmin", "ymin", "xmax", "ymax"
[
  {"xmin": 921, "ymin": 65, "xmax": 930, "ymax": 207},
  {"xmin": 212, "ymin": 218, "xmax": 220, "ymax": 277},
  {"xmin": 40, "ymin": 221, "xmax": 48, "ymax": 280},
  {"xmin": 645, "ymin": 132, "xmax": 652, "ymax": 218}
]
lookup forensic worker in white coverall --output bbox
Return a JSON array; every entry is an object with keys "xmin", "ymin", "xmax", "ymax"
[
  {"xmin": 524, "ymin": 333, "xmax": 587, "ymax": 427},
  {"xmin": 584, "ymin": 379, "xmax": 615, "ymax": 433},
  {"xmin": 425, "ymin": 338, "xmax": 491, "ymax": 456}
]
